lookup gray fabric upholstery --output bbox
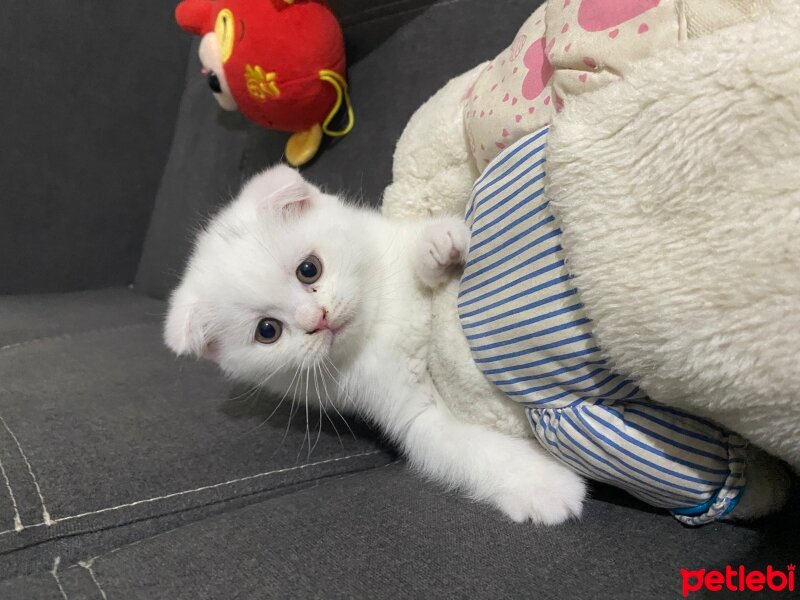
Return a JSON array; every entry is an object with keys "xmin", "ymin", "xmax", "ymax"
[
  {"xmin": 135, "ymin": 0, "xmax": 539, "ymax": 299},
  {"xmin": 333, "ymin": 0, "xmax": 445, "ymax": 64},
  {"xmin": 5, "ymin": 1, "xmax": 799, "ymax": 598},
  {"xmin": 1, "ymin": 464, "xmax": 797, "ymax": 599},
  {"xmin": 0, "ymin": 289, "xmax": 389, "ymax": 580},
  {"xmin": 0, "ymin": 1, "xmax": 191, "ymax": 294},
  {"xmin": 0, "ymin": 288, "xmax": 162, "ymax": 348}
]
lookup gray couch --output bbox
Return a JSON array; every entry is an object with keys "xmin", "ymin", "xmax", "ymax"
[{"xmin": 1, "ymin": 1, "xmax": 797, "ymax": 598}]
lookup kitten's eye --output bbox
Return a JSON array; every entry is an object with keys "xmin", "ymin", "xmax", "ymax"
[
  {"xmin": 255, "ymin": 318, "xmax": 282, "ymax": 344},
  {"xmin": 296, "ymin": 255, "xmax": 322, "ymax": 284}
]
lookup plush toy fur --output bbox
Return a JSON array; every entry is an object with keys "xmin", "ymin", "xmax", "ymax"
[
  {"xmin": 547, "ymin": 1, "xmax": 800, "ymax": 470},
  {"xmin": 385, "ymin": 2, "xmax": 800, "ymax": 470},
  {"xmin": 383, "ymin": 65, "xmax": 484, "ymax": 219}
]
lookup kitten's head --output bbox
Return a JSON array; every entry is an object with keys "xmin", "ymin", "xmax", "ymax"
[{"xmin": 165, "ymin": 165, "xmax": 373, "ymax": 385}]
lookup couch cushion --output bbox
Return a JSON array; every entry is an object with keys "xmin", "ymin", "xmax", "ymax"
[
  {"xmin": 1, "ymin": 463, "xmax": 797, "ymax": 599},
  {"xmin": 0, "ymin": 1, "xmax": 191, "ymax": 294},
  {"xmin": 135, "ymin": 0, "xmax": 543, "ymax": 299},
  {"xmin": 0, "ymin": 288, "xmax": 163, "ymax": 348},
  {"xmin": 0, "ymin": 289, "xmax": 390, "ymax": 579}
]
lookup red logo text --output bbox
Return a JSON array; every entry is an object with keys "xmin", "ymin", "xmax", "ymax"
[{"xmin": 681, "ymin": 565, "xmax": 795, "ymax": 596}]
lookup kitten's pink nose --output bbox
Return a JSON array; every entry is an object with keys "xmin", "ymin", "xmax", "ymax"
[{"xmin": 308, "ymin": 308, "xmax": 330, "ymax": 334}]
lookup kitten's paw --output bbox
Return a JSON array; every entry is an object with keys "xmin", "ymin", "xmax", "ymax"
[
  {"xmin": 415, "ymin": 218, "xmax": 470, "ymax": 288},
  {"xmin": 492, "ymin": 464, "xmax": 586, "ymax": 525}
]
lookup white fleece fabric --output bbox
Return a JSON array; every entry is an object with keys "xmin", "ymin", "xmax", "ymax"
[
  {"xmin": 546, "ymin": 2, "xmax": 800, "ymax": 470},
  {"xmin": 386, "ymin": 2, "xmax": 800, "ymax": 471},
  {"xmin": 382, "ymin": 65, "xmax": 483, "ymax": 219}
]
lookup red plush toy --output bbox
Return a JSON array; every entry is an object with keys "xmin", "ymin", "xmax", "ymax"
[{"xmin": 175, "ymin": 0, "xmax": 354, "ymax": 166}]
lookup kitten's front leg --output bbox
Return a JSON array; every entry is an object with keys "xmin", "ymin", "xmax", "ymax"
[
  {"xmin": 413, "ymin": 217, "xmax": 470, "ymax": 288},
  {"xmin": 393, "ymin": 396, "xmax": 586, "ymax": 524}
]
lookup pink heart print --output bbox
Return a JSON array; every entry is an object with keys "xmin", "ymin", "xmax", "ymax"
[
  {"xmin": 521, "ymin": 37, "xmax": 555, "ymax": 100},
  {"xmin": 577, "ymin": 0, "xmax": 660, "ymax": 31},
  {"xmin": 463, "ymin": 83, "xmax": 475, "ymax": 101},
  {"xmin": 509, "ymin": 33, "xmax": 528, "ymax": 62}
]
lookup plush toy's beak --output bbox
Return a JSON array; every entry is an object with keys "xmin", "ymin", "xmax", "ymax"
[{"xmin": 175, "ymin": 0, "xmax": 213, "ymax": 35}]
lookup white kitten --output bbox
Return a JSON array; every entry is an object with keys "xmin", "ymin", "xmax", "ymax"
[{"xmin": 165, "ymin": 165, "xmax": 586, "ymax": 524}]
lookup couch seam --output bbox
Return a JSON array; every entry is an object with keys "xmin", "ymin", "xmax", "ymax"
[
  {"xmin": 0, "ymin": 415, "xmax": 52, "ymax": 527},
  {"xmin": 78, "ymin": 559, "xmax": 107, "ymax": 600},
  {"xmin": 78, "ymin": 460, "xmax": 401, "ymax": 569},
  {"xmin": 0, "ymin": 323, "xmax": 155, "ymax": 353},
  {"xmin": 0, "ymin": 450, "xmax": 384, "ymax": 539},
  {"xmin": 50, "ymin": 556, "xmax": 68, "ymax": 600},
  {"xmin": 0, "ymin": 453, "xmax": 22, "ymax": 533}
]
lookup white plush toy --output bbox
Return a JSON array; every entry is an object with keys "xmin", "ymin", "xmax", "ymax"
[{"xmin": 384, "ymin": 0, "xmax": 800, "ymax": 481}]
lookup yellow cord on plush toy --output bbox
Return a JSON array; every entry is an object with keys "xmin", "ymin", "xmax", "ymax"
[
  {"xmin": 284, "ymin": 70, "xmax": 354, "ymax": 167},
  {"xmin": 319, "ymin": 69, "xmax": 355, "ymax": 137}
]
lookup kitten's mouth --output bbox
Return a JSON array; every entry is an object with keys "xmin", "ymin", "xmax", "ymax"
[{"xmin": 310, "ymin": 315, "xmax": 352, "ymax": 338}]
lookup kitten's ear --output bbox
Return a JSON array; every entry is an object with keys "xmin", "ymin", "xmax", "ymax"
[
  {"xmin": 259, "ymin": 164, "xmax": 315, "ymax": 218},
  {"xmin": 164, "ymin": 287, "xmax": 217, "ymax": 360}
]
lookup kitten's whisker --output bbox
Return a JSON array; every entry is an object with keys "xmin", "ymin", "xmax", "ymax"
[
  {"xmin": 310, "ymin": 362, "xmax": 325, "ymax": 455},
  {"xmin": 281, "ymin": 358, "xmax": 307, "ymax": 449},
  {"xmin": 321, "ymin": 358, "xmax": 359, "ymax": 441},
  {"xmin": 316, "ymin": 361, "xmax": 344, "ymax": 450},
  {"xmin": 243, "ymin": 357, "xmax": 297, "ymax": 434},
  {"xmin": 322, "ymin": 399, "xmax": 344, "ymax": 451},
  {"xmin": 322, "ymin": 356, "xmax": 348, "ymax": 381},
  {"xmin": 303, "ymin": 366, "xmax": 312, "ymax": 461},
  {"xmin": 226, "ymin": 384, "xmax": 260, "ymax": 404},
  {"xmin": 229, "ymin": 356, "xmax": 292, "ymax": 405}
]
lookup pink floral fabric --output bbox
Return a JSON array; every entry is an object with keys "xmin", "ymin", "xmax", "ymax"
[{"xmin": 464, "ymin": 0, "xmax": 681, "ymax": 170}]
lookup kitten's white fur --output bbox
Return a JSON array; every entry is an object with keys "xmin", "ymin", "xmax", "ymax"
[
  {"xmin": 165, "ymin": 166, "xmax": 785, "ymax": 523},
  {"xmin": 166, "ymin": 165, "xmax": 584, "ymax": 524}
]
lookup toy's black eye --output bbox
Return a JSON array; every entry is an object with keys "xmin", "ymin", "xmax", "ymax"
[
  {"xmin": 296, "ymin": 256, "xmax": 322, "ymax": 284},
  {"xmin": 255, "ymin": 318, "xmax": 282, "ymax": 344},
  {"xmin": 208, "ymin": 72, "xmax": 222, "ymax": 94}
]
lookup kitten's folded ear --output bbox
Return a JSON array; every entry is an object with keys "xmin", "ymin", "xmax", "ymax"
[
  {"xmin": 164, "ymin": 286, "xmax": 216, "ymax": 360},
  {"xmin": 255, "ymin": 164, "xmax": 317, "ymax": 219}
]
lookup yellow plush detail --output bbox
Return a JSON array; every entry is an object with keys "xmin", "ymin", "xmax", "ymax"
[
  {"xmin": 319, "ymin": 70, "xmax": 355, "ymax": 137},
  {"xmin": 244, "ymin": 65, "xmax": 280, "ymax": 101},
  {"xmin": 214, "ymin": 9, "xmax": 235, "ymax": 64},
  {"xmin": 285, "ymin": 124, "xmax": 323, "ymax": 167}
]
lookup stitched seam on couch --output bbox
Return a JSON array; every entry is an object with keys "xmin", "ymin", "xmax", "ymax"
[
  {"xmin": 60, "ymin": 461, "xmax": 402, "ymax": 575},
  {"xmin": 0, "ymin": 323, "xmax": 155, "ymax": 353},
  {"xmin": 0, "ymin": 450, "xmax": 384, "ymax": 542}
]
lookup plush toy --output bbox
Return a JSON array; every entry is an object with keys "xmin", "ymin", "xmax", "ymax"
[
  {"xmin": 175, "ymin": 0, "xmax": 354, "ymax": 166},
  {"xmin": 384, "ymin": 0, "xmax": 800, "ymax": 518},
  {"xmin": 383, "ymin": 0, "xmax": 776, "ymax": 217}
]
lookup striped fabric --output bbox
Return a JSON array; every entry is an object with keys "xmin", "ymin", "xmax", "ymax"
[{"xmin": 459, "ymin": 128, "xmax": 747, "ymax": 526}]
